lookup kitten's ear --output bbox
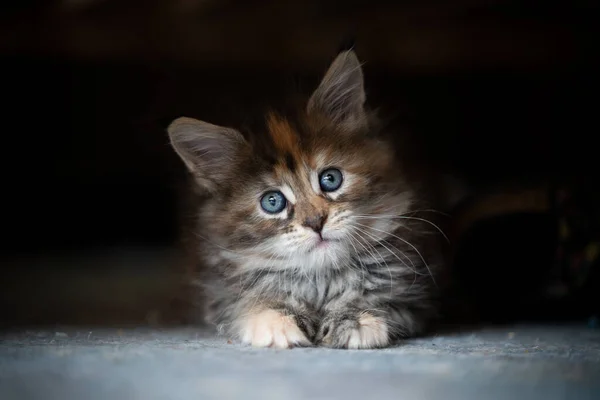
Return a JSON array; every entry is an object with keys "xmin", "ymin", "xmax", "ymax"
[
  {"xmin": 307, "ymin": 50, "xmax": 367, "ymax": 129},
  {"xmin": 168, "ymin": 117, "xmax": 248, "ymax": 192}
]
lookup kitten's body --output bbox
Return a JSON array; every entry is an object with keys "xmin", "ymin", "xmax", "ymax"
[{"xmin": 168, "ymin": 51, "xmax": 446, "ymax": 349}]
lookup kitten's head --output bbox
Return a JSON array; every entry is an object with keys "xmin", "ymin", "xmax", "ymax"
[{"xmin": 168, "ymin": 51, "xmax": 415, "ymax": 271}]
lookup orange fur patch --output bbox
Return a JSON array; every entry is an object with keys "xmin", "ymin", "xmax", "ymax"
[
  {"xmin": 266, "ymin": 112, "xmax": 301, "ymax": 157},
  {"xmin": 267, "ymin": 112, "xmax": 307, "ymax": 180}
]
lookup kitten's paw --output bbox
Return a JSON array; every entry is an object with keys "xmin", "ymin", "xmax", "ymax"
[
  {"xmin": 240, "ymin": 309, "xmax": 311, "ymax": 349},
  {"xmin": 317, "ymin": 312, "xmax": 389, "ymax": 349}
]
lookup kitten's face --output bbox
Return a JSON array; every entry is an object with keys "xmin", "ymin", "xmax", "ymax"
[
  {"xmin": 209, "ymin": 114, "xmax": 412, "ymax": 270},
  {"xmin": 169, "ymin": 51, "xmax": 414, "ymax": 271}
]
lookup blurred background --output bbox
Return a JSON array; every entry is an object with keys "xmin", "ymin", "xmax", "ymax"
[{"xmin": 1, "ymin": 0, "xmax": 599, "ymax": 329}]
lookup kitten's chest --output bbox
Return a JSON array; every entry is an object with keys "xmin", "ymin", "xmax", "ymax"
[
  {"xmin": 284, "ymin": 264, "xmax": 367, "ymax": 310},
  {"xmin": 283, "ymin": 254, "xmax": 413, "ymax": 311}
]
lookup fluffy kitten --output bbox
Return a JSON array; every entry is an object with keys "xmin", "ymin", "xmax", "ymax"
[{"xmin": 167, "ymin": 50, "xmax": 445, "ymax": 349}]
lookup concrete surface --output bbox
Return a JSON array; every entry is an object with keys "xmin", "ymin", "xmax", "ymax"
[{"xmin": 1, "ymin": 324, "xmax": 600, "ymax": 400}]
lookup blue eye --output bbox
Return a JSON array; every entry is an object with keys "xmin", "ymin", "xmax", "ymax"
[
  {"xmin": 260, "ymin": 191, "xmax": 287, "ymax": 214},
  {"xmin": 319, "ymin": 168, "xmax": 343, "ymax": 192}
]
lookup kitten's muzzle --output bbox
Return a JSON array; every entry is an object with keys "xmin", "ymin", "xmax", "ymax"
[{"xmin": 303, "ymin": 213, "xmax": 328, "ymax": 235}]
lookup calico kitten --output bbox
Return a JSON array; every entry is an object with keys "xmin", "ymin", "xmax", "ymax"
[{"xmin": 167, "ymin": 50, "xmax": 445, "ymax": 349}]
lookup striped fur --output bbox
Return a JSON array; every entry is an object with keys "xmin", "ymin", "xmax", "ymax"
[{"xmin": 168, "ymin": 50, "xmax": 444, "ymax": 349}]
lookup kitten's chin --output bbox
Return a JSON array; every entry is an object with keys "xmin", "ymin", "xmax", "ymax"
[
  {"xmin": 300, "ymin": 240, "xmax": 348, "ymax": 270},
  {"xmin": 309, "ymin": 238, "xmax": 336, "ymax": 252}
]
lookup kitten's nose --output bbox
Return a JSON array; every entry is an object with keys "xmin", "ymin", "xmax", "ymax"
[{"xmin": 303, "ymin": 214, "xmax": 328, "ymax": 234}]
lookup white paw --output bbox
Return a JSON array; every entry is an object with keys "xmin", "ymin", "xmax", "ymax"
[
  {"xmin": 346, "ymin": 313, "xmax": 389, "ymax": 349},
  {"xmin": 240, "ymin": 309, "xmax": 310, "ymax": 349}
]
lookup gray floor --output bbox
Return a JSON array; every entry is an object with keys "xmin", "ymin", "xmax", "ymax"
[{"xmin": 1, "ymin": 324, "xmax": 600, "ymax": 400}]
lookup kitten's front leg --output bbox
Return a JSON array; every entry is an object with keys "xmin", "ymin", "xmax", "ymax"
[
  {"xmin": 315, "ymin": 308, "xmax": 391, "ymax": 349},
  {"xmin": 237, "ymin": 307, "xmax": 316, "ymax": 349}
]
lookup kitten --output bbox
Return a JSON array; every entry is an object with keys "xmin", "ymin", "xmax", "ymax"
[{"xmin": 167, "ymin": 50, "xmax": 445, "ymax": 349}]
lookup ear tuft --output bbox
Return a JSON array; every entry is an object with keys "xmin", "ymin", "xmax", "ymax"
[
  {"xmin": 167, "ymin": 117, "xmax": 247, "ymax": 192},
  {"xmin": 307, "ymin": 50, "xmax": 367, "ymax": 130}
]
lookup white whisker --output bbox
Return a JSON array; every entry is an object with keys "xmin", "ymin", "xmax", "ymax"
[
  {"xmin": 355, "ymin": 222, "xmax": 437, "ymax": 287},
  {"xmin": 348, "ymin": 226, "xmax": 397, "ymax": 296},
  {"xmin": 354, "ymin": 214, "xmax": 449, "ymax": 243}
]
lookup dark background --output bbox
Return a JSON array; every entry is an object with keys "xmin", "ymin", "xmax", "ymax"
[{"xmin": 1, "ymin": 0, "xmax": 598, "ymax": 327}]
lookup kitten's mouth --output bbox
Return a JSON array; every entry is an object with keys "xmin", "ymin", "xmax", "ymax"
[
  {"xmin": 316, "ymin": 239, "xmax": 330, "ymax": 248},
  {"xmin": 309, "ymin": 237, "xmax": 339, "ymax": 252}
]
